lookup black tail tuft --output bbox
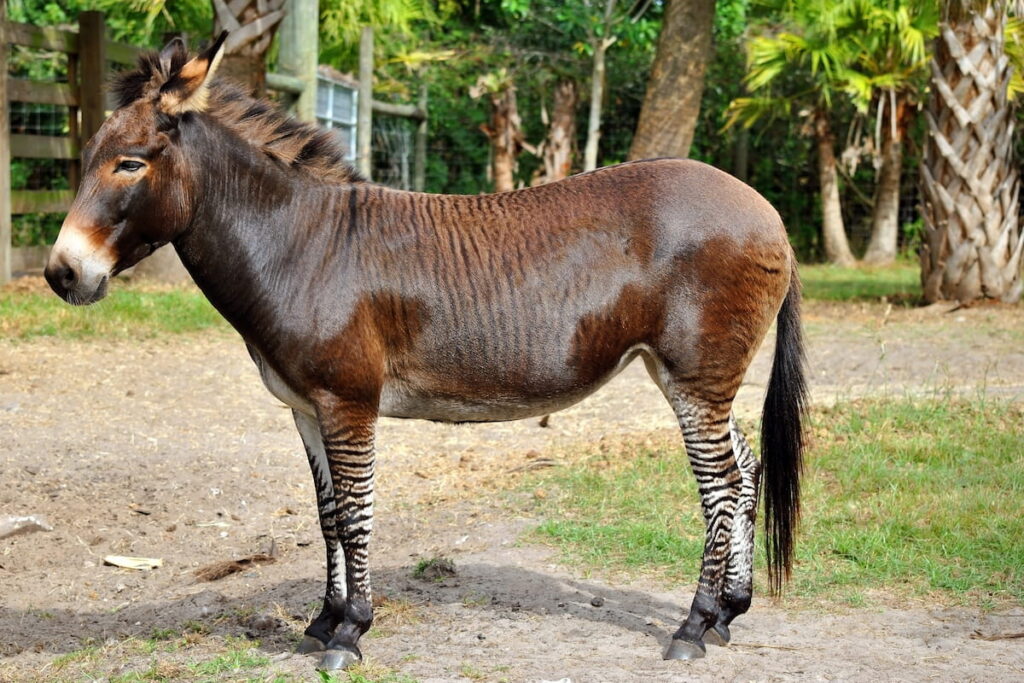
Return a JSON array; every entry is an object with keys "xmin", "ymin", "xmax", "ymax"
[{"xmin": 761, "ymin": 261, "xmax": 808, "ymax": 594}]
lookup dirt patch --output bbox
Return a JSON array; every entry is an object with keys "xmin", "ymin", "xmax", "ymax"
[{"xmin": 1, "ymin": 301, "xmax": 1023, "ymax": 681}]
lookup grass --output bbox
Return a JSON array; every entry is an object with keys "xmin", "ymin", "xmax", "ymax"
[
  {"xmin": 35, "ymin": 633, "xmax": 278, "ymax": 683},
  {"xmin": 321, "ymin": 665, "xmax": 420, "ymax": 683},
  {"xmin": 187, "ymin": 637, "xmax": 270, "ymax": 677},
  {"xmin": 527, "ymin": 398, "xmax": 1024, "ymax": 608},
  {"xmin": 366, "ymin": 597, "xmax": 422, "ymax": 639},
  {"xmin": 20, "ymin": 630, "xmax": 421, "ymax": 683},
  {"xmin": 798, "ymin": 261, "xmax": 921, "ymax": 302},
  {"xmin": 411, "ymin": 556, "xmax": 456, "ymax": 581},
  {"xmin": 0, "ymin": 280, "xmax": 225, "ymax": 340}
]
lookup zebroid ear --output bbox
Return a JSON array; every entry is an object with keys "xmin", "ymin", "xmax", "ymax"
[
  {"xmin": 158, "ymin": 37, "xmax": 189, "ymax": 77},
  {"xmin": 158, "ymin": 31, "xmax": 228, "ymax": 115}
]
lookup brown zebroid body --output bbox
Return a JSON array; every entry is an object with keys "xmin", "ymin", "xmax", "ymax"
[{"xmin": 45, "ymin": 35, "xmax": 808, "ymax": 670}]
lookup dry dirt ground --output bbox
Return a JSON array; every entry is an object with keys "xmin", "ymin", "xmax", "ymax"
[{"xmin": 1, "ymin": 301, "xmax": 1023, "ymax": 682}]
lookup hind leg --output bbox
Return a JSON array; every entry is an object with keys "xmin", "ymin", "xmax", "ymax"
[
  {"xmin": 660, "ymin": 390, "xmax": 743, "ymax": 660},
  {"xmin": 703, "ymin": 415, "xmax": 761, "ymax": 646}
]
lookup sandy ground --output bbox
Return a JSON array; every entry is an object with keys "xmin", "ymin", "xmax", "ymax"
[{"xmin": 1, "ymin": 300, "xmax": 1023, "ymax": 681}]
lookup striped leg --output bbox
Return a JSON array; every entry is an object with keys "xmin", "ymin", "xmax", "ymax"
[
  {"xmin": 295, "ymin": 404, "xmax": 378, "ymax": 671},
  {"xmin": 704, "ymin": 415, "xmax": 762, "ymax": 646},
  {"xmin": 292, "ymin": 411, "xmax": 344, "ymax": 654},
  {"xmin": 663, "ymin": 395, "xmax": 742, "ymax": 660}
]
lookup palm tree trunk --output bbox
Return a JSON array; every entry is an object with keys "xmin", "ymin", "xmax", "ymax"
[
  {"xmin": 815, "ymin": 112, "xmax": 856, "ymax": 266},
  {"xmin": 920, "ymin": 2, "xmax": 1022, "ymax": 303},
  {"xmin": 863, "ymin": 125, "xmax": 903, "ymax": 265}
]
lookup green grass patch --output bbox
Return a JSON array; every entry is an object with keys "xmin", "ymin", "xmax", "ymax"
[
  {"xmin": 411, "ymin": 556, "xmax": 457, "ymax": 581},
  {"xmin": 320, "ymin": 665, "xmax": 420, "ymax": 683},
  {"xmin": 187, "ymin": 636, "xmax": 270, "ymax": 677},
  {"xmin": 0, "ymin": 281, "xmax": 225, "ymax": 340},
  {"xmin": 799, "ymin": 262, "xmax": 920, "ymax": 302},
  {"xmin": 50, "ymin": 645, "xmax": 101, "ymax": 670},
  {"xmin": 0, "ymin": 263, "xmax": 923, "ymax": 340},
  {"xmin": 528, "ymin": 398, "xmax": 1024, "ymax": 607}
]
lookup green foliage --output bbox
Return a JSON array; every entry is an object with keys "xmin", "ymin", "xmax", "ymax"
[
  {"xmin": 717, "ymin": 0, "xmax": 944, "ymax": 260},
  {"xmin": 330, "ymin": 0, "xmax": 660, "ymax": 192},
  {"xmin": 841, "ymin": 0, "xmax": 938, "ymax": 111},
  {"xmin": 528, "ymin": 398, "xmax": 1024, "ymax": 606},
  {"xmin": 725, "ymin": 0, "xmax": 867, "ymax": 129},
  {"xmin": 1007, "ymin": 15, "xmax": 1024, "ymax": 101},
  {"xmin": 319, "ymin": 0, "xmax": 439, "ymax": 67},
  {"xmin": 692, "ymin": 0, "xmax": 823, "ymax": 256},
  {"xmin": 6, "ymin": 0, "xmax": 212, "ymax": 48}
]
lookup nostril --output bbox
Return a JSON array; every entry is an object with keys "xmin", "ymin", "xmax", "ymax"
[{"xmin": 60, "ymin": 265, "xmax": 77, "ymax": 288}]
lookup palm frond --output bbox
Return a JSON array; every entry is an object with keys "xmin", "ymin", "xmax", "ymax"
[
  {"xmin": 723, "ymin": 96, "xmax": 792, "ymax": 130},
  {"xmin": 1007, "ymin": 15, "xmax": 1024, "ymax": 101}
]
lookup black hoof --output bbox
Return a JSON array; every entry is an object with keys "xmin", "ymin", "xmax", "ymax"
[
  {"xmin": 296, "ymin": 634, "xmax": 327, "ymax": 655},
  {"xmin": 702, "ymin": 622, "xmax": 731, "ymax": 647},
  {"xmin": 663, "ymin": 638, "xmax": 706, "ymax": 661},
  {"xmin": 317, "ymin": 645, "xmax": 362, "ymax": 671}
]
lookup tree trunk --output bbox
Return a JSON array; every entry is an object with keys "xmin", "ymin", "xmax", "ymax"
[
  {"xmin": 584, "ymin": 31, "xmax": 615, "ymax": 169},
  {"xmin": 219, "ymin": 53, "xmax": 267, "ymax": 96},
  {"xmin": 920, "ymin": 3, "xmax": 1022, "ymax": 303},
  {"xmin": 533, "ymin": 79, "xmax": 578, "ymax": 185},
  {"xmin": 211, "ymin": 0, "xmax": 286, "ymax": 98},
  {"xmin": 480, "ymin": 84, "xmax": 525, "ymax": 192},
  {"xmin": 628, "ymin": 0, "xmax": 715, "ymax": 160},
  {"xmin": 863, "ymin": 108, "xmax": 905, "ymax": 265},
  {"xmin": 815, "ymin": 112, "xmax": 857, "ymax": 266}
]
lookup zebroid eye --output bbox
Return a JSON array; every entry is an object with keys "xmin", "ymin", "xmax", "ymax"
[{"xmin": 116, "ymin": 159, "xmax": 145, "ymax": 173}]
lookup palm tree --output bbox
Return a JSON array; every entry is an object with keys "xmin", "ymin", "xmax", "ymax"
[
  {"xmin": 920, "ymin": 0, "xmax": 1022, "ymax": 302},
  {"xmin": 845, "ymin": 0, "xmax": 938, "ymax": 265},
  {"xmin": 726, "ymin": 0, "xmax": 860, "ymax": 265}
]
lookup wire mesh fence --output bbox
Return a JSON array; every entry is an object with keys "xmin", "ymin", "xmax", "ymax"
[
  {"xmin": 371, "ymin": 115, "xmax": 413, "ymax": 190},
  {"xmin": 7, "ymin": 45, "xmax": 72, "ymax": 246}
]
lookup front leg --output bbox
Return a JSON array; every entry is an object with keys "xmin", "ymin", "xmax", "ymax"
[
  {"xmin": 316, "ymin": 401, "xmax": 378, "ymax": 671},
  {"xmin": 292, "ymin": 403, "xmax": 378, "ymax": 671},
  {"xmin": 291, "ymin": 410, "xmax": 343, "ymax": 654}
]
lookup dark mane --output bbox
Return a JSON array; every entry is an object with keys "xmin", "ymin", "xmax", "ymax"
[{"xmin": 114, "ymin": 52, "xmax": 365, "ymax": 185}]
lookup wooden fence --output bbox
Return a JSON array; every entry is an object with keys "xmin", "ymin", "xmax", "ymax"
[{"xmin": 0, "ymin": 6, "xmax": 141, "ymax": 284}]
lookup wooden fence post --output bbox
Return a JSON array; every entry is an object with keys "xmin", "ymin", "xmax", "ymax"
[
  {"xmin": 67, "ymin": 40, "xmax": 80, "ymax": 192},
  {"xmin": 77, "ymin": 11, "xmax": 105, "ymax": 149},
  {"xmin": 413, "ymin": 83, "xmax": 427, "ymax": 192},
  {"xmin": 277, "ymin": 0, "xmax": 318, "ymax": 122},
  {"xmin": 357, "ymin": 26, "xmax": 373, "ymax": 180},
  {"xmin": 1, "ymin": 0, "xmax": 12, "ymax": 284}
]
